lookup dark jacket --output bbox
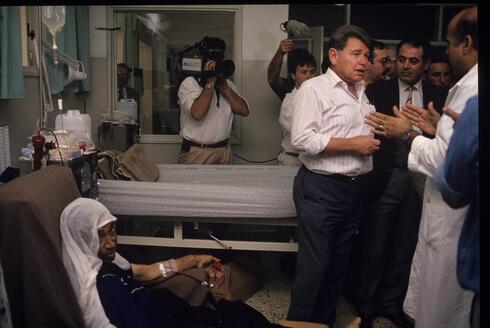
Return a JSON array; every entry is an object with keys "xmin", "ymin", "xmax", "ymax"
[{"xmin": 365, "ymin": 78, "xmax": 448, "ymax": 201}]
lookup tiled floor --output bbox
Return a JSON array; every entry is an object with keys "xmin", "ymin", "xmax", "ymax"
[{"xmin": 245, "ymin": 252, "xmax": 397, "ymax": 328}]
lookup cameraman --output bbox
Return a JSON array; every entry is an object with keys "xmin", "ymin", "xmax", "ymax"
[{"xmin": 178, "ymin": 37, "xmax": 249, "ymax": 164}]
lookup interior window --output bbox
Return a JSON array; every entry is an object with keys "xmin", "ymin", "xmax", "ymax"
[{"xmin": 111, "ymin": 8, "xmax": 236, "ymax": 141}]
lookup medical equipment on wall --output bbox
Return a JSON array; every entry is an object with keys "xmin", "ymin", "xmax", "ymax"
[
  {"xmin": 42, "ymin": 6, "xmax": 65, "ymax": 65},
  {"xmin": 39, "ymin": 6, "xmax": 88, "ymax": 128}
]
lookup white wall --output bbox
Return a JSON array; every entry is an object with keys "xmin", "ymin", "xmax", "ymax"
[{"xmin": 234, "ymin": 5, "xmax": 288, "ymax": 164}]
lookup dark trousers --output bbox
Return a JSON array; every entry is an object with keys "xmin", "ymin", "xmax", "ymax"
[
  {"xmin": 358, "ymin": 168, "xmax": 423, "ymax": 314},
  {"xmin": 287, "ymin": 166, "xmax": 367, "ymax": 327}
]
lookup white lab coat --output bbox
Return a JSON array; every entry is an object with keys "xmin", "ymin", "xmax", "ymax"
[{"xmin": 403, "ymin": 64, "xmax": 478, "ymax": 328}]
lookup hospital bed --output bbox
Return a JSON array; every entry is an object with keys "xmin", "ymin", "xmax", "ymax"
[{"xmin": 98, "ymin": 164, "xmax": 299, "ymax": 252}]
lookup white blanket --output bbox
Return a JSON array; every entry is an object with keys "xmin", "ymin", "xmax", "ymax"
[{"xmin": 98, "ymin": 165, "xmax": 299, "ymax": 218}]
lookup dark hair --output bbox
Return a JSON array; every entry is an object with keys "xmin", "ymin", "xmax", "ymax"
[
  {"xmin": 321, "ymin": 57, "xmax": 331, "ymax": 73},
  {"xmin": 328, "ymin": 24, "xmax": 373, "ymax": 53},
  {"xmin": 198, "ymin": 36, "xmax": 226, "ymax": 53},
  {"xmin": 430, "ymin": 55, "xmax": 450, "ymax": 65},
  {"xmin": 396, "ymin": 37, "xmax": 432, "ymax": 63},
  {"xmin": 372, "ymin": 40, "xmax": 386, "ymax": 50},
  {"xmin": 117, "ymin": 63, "xmax": 131, "ymax": 73},
  {"xmin": 369, "ymin": 40, "xmax": 387, "ymax": 63},
  {"xmin": 287, "ymin": 48, "xmax": 316, "ymax": 75},
  {"xmin": 453, "ymin": 7, "xmax": 478, "ymax": 50}
]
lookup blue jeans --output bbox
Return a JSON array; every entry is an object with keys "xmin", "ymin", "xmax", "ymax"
[{"xmin": 287, "ymin": 166, "xmax": 367, "ymax": 327}]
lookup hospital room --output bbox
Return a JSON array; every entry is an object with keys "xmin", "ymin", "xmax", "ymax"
[{"xmin": 0, "ymin": 4, "xmax": 480, "ymax": 328}]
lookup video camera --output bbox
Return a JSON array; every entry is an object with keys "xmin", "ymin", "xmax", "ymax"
[{"xmin": 181, "ymin": 36, "xmax": 235, "ymax": 79}]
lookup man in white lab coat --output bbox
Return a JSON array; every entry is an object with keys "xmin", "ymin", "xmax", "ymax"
[{"xmin": 363, "ymin": 6, "xmax": 478, "ymax": 327}]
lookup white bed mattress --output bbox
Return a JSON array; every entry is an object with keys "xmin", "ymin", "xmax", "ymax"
[{"xmin": 98, "ymin": 164, "xmax": 299, "ymax": 218}]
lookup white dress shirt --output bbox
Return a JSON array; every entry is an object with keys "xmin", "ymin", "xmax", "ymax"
[
  {"xmin": 178, "ymin": 76, "xmax": 248, "ymax": 144},
  {"xmin": 398, "ymin": 78, "xmax": 423, "ymax": 108},
  {"xmin": 279, "ymin": 87, "xmax": 298, "ymax": 154},
  {"xmin": 399, "ymin": 78, "xmax": 423, "ymax": 134},
  {"xmin": 291, "ymin": 68, "xmax": 376, "ymax": 176}
]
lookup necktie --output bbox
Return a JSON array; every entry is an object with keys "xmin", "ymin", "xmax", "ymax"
[
  {"xmin": 394, "ymin": 86, "xmax": 414, "ymax": 168},
  {"xmin": 118, "ymin": 88, "xmax": 124, "ymax": 101},
  {"xmin": 406, "ymin": 86, "xmax": 413, "ymax": 105}
]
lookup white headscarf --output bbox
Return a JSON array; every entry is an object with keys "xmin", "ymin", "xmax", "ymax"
[{"xmin": 60, "ymin": 197, "xmax": 131, "ymax": 328}]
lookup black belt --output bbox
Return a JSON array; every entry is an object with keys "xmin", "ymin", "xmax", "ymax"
[
  {"xmin": 181, "ymin": 138, "xmax": 229, "ymax": 152},
  {"xmin": 285, "ymin": 152, "xmax": 299, "ymax": 158},
  {"xmin": 326, "ymin": 173, "xmax": 366, "ymax": 183}
]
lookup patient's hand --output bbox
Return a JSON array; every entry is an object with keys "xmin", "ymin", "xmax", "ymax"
[{"xmin": 195, "ymin": 254, "xmax": 220, "ymax": 268}]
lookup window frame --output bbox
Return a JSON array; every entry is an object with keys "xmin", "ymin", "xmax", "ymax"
[{"xmin": 107, "ymin": 5, "xmax": 243, "ymax": 145}]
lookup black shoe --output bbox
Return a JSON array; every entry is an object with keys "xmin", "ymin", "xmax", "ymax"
[
  {"xmin": 359, "ymin": 312, "xmax": 375, "ymax": 328},
  {"xmin": 381, "ymin": 312, "xmax": 414, "ymax": 328}
]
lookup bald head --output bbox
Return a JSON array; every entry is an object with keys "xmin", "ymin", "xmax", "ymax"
[
  {"xmin": 448, "ymin": 6, "xmax": 477, "ymax": 49},
  {"xmin": 446, "ymin": 6, "xmax": 478, "ymax": 81}
]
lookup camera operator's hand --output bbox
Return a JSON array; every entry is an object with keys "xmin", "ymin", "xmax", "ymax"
[
  {"xmin": 278, "ymin": 39, "xmax": 293, "ymax": 56},
  {"xmin": 203, "ymin": 60, "xmax": 217, "ymax": 83},
  {"xmin": 215, "ymin": 75, "xmax": 229, "ymax": 92}
]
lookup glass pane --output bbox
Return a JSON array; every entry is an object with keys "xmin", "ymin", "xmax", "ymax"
[
  {"xmin": 114, "ymin": 11, "xmax": 235, "ymax": 135},
  {"xmin": 351, "ymin": 4, "xmax": 438, "ymax": 41},
  {"xmin": 289, "ymin": 4, "xmax": 346, "ymax": 37}
]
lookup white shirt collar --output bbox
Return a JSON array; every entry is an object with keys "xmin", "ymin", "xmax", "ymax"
[
  {"xmin": 398, "ymin": 78, "xmax": 423, "ymax": 92},
  {"xmin": 453, "ymin": 63, "xmax": 478, "ymax": 90},
  {"xmin": 325, "ymin": 67, "xmax": 366, "ymax": 95}
]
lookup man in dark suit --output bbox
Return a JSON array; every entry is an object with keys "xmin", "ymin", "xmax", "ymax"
[
  {"xmin": 117, "ymin": 63, "xmax": 141, "ymax": 124},
  {"xmin": 356, "ymin": 37, "xmax": 448, "ymax": 328}
]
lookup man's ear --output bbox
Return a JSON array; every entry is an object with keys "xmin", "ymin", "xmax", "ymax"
[
  {"xmin": 462, "ymin": 35, "xmax": 473, "ymax": 54},
  {"xmin": 328, "ymin": 48, "xmax": 337, "ymax": 66}
]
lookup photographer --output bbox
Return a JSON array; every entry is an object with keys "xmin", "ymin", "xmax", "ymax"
[{"xmin": 178, "ymin": 36, "xmax": 249, "ymax": 164}]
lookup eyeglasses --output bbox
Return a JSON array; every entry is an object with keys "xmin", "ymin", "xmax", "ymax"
[{"xmin": 380, "ymin": 56, "xmax": 397, "ymax": 64}]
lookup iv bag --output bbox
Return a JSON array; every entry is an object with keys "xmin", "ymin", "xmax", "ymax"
[{"xmin": 42, "ymin": 6, "xmax": 66, "ymax": 37}]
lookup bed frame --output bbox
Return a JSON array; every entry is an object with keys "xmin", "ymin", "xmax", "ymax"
[{"xmin": 98, "ymin": 164, "xmax": 299, "ymax": 252}]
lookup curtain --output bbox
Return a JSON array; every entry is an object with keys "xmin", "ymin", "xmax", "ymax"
[
  {"xmin": 0, "ymin": 6, "xmax": 26, "ymax": 99},
  {"xmin": 44, "ymin": 6, "xmax": 90, "ymax": 94}
]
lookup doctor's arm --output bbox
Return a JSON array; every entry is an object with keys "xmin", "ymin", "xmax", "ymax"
[{"xmin": 435, "ymin": 100, "xmax": 478, "ymax": 208}]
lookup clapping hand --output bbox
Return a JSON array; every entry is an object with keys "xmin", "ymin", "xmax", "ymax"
[
  {"xmin": 402, "ymin": 101, "xmax": 441, "ymax": 136},
  {"xmin": 365, "ymin": 106, "xmax": 412, "ymax": 139}
]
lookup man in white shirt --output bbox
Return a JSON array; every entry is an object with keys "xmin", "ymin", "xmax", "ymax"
[
  {"xmin": 178, "ymin": 37, "xmax": 249, "ymax": 164},
  {"xmin": 364, "ymin": 6, "xmax": 478, "ymax": 327},
  {"xmin": 287, "ymin": 25, "xmax": 379, "ymax": 327},
  {"xmin": 278, "ymin": 48, "xmax": 317, "ymax": 166}
]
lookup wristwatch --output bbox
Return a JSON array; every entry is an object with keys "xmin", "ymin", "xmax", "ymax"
[
  {"xmin": 205, "ymin": 82, "xmax": 215, "ymax": 89},
  {"xmin": 401, "ymin": 129, "xmax": 412, "ymax": 141}
]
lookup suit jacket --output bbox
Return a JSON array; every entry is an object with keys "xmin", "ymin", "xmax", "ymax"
[{"xmin": 365, "ymin": 78, "xmax": 448, "ymax": 201}]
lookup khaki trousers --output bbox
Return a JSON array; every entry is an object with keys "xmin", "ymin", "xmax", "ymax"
[{"xmin": 178, "ymin": 146, "xmax": 232, "ymax": 164}]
